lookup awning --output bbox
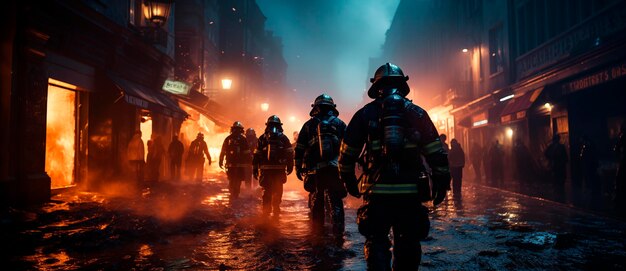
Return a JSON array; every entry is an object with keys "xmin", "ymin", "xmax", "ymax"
[
  {"xmin": 500, "ymin": 87, "xmax": 543, "ymax": 123},
  {"xmin": 457, "ymin": 101, "xmax": 507, "ymax": 128},
  {"xmin": 109, "ymin": 74, "xmax": 188, "ymax": 119},
  {"xmin": 175, "ymin": 90, "xmax": 232, "ymax": 129}
]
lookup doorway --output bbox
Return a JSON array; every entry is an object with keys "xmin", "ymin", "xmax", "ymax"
[{"xmin": 45, "ymin": 79, "xmax": 77, "ymax": 188}]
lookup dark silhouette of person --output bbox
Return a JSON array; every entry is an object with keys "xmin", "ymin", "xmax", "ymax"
[
  {"xmin": 219, "ymin": 122, "xmax": 252, "ymax": 199},
  {"xmin": 168, "ymin": 134, "xmax": 184, "ymax": 181},
  {"xmin": 294, "ymin": 94, "xmax": 347, "ymax": 236},
  {"xmin": 449, "ymin": 139, "xmax": 465, "ymax": 196},
  {"xmin": 147, "ymin": 135, "xmax": 165, "ymax": 182},
  {"xmin": 187, "ymin": 132, "xmax": 211, "ymax": 183},
  {"xmin": 253, "ymin": 115, "xmax": 294, "ymax": 217},
  {"xmin": 338, "ymin": 63, "xmax": 450, "ymax": 270},
  {"xmin": 545, "ymin": 134, "xmax": 568, "ymax": 185},
  {"xmin": 489, "ymin": 140, "xmax": 505, "ymax": 186},
  {"xmin": 470, "ymin": 141, "xmax": 483, "ymax": 182},
  {"xmin": 440, "ymin": 134, "xmax": 450, "ymax": 153},
  {"xmin": 513, "ymin": 138, "xmax": 533, "ymax": 183}
]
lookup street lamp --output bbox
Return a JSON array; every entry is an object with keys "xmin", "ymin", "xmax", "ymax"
[
  {"xmin": 545, "ymin": 103, "xmax": 554, "ymax": 138},
  {"xmin": 260, "ymin": 103, "xmax": 270, "ymax": 112},
  {"xmin": 143, "ymin": 0, "xmax": 174, "ymax": 27},
  {"xmin": 202, "ymin": 78, "xmax": 233, "ymax": 98},
  {"xmin": 221, "ymin": 78, "xmax": 232, "ymax": 90}
]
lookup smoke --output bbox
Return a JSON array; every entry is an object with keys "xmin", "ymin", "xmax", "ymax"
[{"xmin": 257, "ymin": 0, "xmax": 400, "ymax": 115}]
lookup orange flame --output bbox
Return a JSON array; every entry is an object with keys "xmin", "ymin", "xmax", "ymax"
[
  {"xmin": 179, "ymin": 108, "xmax": 229, "ymax": 176},
  {"xmin": 45, "ymin": 84, "xmax": 76, "ymax": 188}
]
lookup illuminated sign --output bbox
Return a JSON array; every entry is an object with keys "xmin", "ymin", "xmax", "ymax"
[
  {"xmin": 472, "ymin": 119, "xmax": 488, "ymax": 127},
  {"xmin": 499, "ymin": 94, "xmax": 514, "ymax": 102},
  {"xmin": 162, "ymin": 79, "xmax": 190, "ymax": 95},
  {"xmin": 561, "ymin": 62, "xmax": 626, "ymax": 94}
]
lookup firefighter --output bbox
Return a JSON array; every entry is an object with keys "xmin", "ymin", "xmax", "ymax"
[
  {"xmin": 253, "ymin": 115, "xmax": 294, "ymax": 217},
  {"xmin": 219, "ymin": 121, "xmax": 252, "ymax": 199},
  {"xmin": 338, "ymin": 63, "xmax": 450, "ymax": 270},
  {"xmin": 295, "ymin": 94, "xmax": 347, "ymax": 236},
  {"xmin": 187, "ymin": 132, "xmax": 211, "ymax": 183}
]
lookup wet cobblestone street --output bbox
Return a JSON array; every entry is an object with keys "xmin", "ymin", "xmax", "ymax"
[{"xmin": 2, "ymin": 171, "xmax": 626, "ymax": 270}]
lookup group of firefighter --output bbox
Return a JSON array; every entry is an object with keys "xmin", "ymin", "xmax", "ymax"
[
  {"xmin": 127, "ymin": 129, "xmax": 215, "ymax": 184},
  {"xmin": 215, "ymin": 63, "xmax": 451, "ymax": 270}
]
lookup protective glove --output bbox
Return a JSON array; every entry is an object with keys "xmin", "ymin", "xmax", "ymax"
[
  {"xmin": 296, "ymin": 169, "xmax": 304, "ymax": 181},
  {"xmin": 431, "ymin": 172, "xmax": 451, "ymax": 206},
  {"xmin": 341, "ymin": 174, "xmax": 361, "ymax": 198}
]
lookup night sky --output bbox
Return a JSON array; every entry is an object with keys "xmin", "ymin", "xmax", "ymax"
[{"xmin": 256, "ymin": 0, "xmax": 400, "ymax": 114}]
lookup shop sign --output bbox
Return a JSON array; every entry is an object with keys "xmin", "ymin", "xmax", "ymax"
[
  {"xmin": 162, "ymin": 79, "xmax": 190, "ymax": 95},
  {"xmin": 471, "ymin": 112, "xmax": 488, "ymax": 127},
  {"xmin": 561, "ymin": 61, "xmax": 626, "ymax": 94},
  {"xmin": 516, "ymin": 2, "xmax": 626, "ymax": 78}
]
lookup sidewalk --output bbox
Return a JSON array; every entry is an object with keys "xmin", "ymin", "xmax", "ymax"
[{"xmin": 469, "ymin": 175, "xmax": 622, "ymax": 218}]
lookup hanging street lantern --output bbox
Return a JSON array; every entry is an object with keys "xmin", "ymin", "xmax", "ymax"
[{"xmin": 143, "ymin": 0, "xmax": 174, "ymax": 27}]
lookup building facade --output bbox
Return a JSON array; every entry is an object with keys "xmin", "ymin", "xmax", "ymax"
[
  {"xmin": 1, "ymin": 0, "xmax": 185, "ymax": 205},
  {"xmin": 378, "ymin": 0, "xmax": 626, "ymax": 199}
]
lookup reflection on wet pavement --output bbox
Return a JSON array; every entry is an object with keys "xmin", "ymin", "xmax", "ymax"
[{"xmin": 2, "ymin": 175, "xmax": 625, "ymax": 270}]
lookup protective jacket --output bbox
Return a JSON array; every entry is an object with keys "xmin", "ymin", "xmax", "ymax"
[
  {"xmin": 295, "ymin": 110, "xmax": 347, "ymax": 234},
  {"xmin": 219, "ymin": 133, "xmax": 252, "ymax": 168},
  {"xmin": 253, "ymin": 131, "xmax": 294, "ymax": 176},
  {"xmin": 338, "ymin": 98, "xmax": 450, "ymax": 196},
  {"xmin": 253, "ymin": 128, "xmax": 293, "ymax": 216},
  {"xmin": 295, "ymin": 112, "xmax": 347, "ymax": 173}
]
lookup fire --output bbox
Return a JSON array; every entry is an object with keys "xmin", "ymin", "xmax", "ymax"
[
  {"xmin": 179, "ymin": 107, "xmax": 229, "ymax": 177},
  {"xmin": 45, "ymin": 84, "xmax": 76, "ymax": 188},
  {"xmin": 140, "ymin": 118, "xmax": 152, "ymax": 161}
]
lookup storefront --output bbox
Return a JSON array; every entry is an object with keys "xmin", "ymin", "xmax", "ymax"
[
  {"xmin": 1, "ymin": 1, "xmax": 180, "ymax": 204},
  {"xmin": 499, "ymin": 87, "xmax": 552, "ymax": 163},
  {"xmin": 546, "ymin": 60, "xmax": 626, "ymax": 184}
]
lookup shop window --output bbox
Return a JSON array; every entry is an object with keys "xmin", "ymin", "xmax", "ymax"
[
  {"xmin": 489, "ymin": 24, "xmax": 504, "ymax": 74},
  {"xmin": 556, "ymin": 116, "xmax": 569, "ymax": 134},
  {"xmin": 129, "ymin": 0, "xmax": 141, "ymax": 26}
]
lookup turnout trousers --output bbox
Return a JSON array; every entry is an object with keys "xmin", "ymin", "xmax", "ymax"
[{"xmin": 357, "ymin": 194, "xmax": 430, "ymax": 271}]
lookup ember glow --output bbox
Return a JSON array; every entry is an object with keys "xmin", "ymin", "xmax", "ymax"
[
  {"xmin": 179, "ymin": 109, "xmax": 229, "ymax": 176},
  {"xmin": 45, "ymin": 83, "xmax": 76, "ymax": 188},
  {"xmin": 140, "ymin": 118, "xmax": 152, "ymax": 161}
]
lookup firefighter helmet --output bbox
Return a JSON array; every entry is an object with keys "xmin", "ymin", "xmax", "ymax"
[
  {"xmin": 246, "ymin": 128, "xmax": 256, "ymax": 136},
  {"xmin": 266, "ymin": 115, "xmax": 283, "ymax": 126},
  {"xmin": 367, "ymin": 63, "xmax": 410, "ymax": 98},
  {"xmin": 231, "ymin": 121, "xmax": 244, "ymax": 134},
  {"xmin": 310, "ymin": 93, "xmax": 339, "ymax": 116},
  {"xmin": 312, "ymin": 94, "xmax": 336, "ymax": 107}
]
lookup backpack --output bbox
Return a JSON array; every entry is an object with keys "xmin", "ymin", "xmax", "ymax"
[
  {"xmin": 315, "ymin": 116, "xmax": 340, "ymax": 161},
  {"xmin": 265, "ymin": 132, "xmax": 286, "ymax": 163},
  {"xmin": 379, "ymin": 93, "xmax": 408, "ymax": 159},
  {"xmin": 227, "ymin": 135, "xmax": 248, "ymax": 161},
  {"xmin": 190, "ymin": 140, "xmax": 202, "ymax": 157}
]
